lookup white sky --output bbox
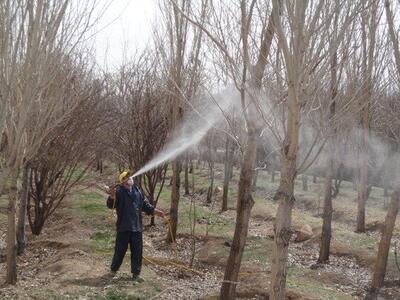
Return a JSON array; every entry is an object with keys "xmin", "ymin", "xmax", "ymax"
[{"xmin": 92, "ymin": 0, "xmax": 158, "ymax": 69}]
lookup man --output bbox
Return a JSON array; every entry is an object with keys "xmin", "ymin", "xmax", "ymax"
[{"xmin": 106, "ymin": 170, "xmax": 164, "ymax": 282}]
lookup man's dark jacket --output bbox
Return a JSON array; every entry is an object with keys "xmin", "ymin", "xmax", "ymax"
[{"xmin": 106, "ymin": 185, "xmax": 154, "ymax": 232}]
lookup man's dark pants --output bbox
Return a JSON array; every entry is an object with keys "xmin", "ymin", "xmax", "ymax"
[{"xmin": 111, "ymin": 231, "xmax": 143, "ymax": 275}]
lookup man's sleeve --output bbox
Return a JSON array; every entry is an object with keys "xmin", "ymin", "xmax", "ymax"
[
  {"xmin": 106, "ymin": 196, "xmax": 114, "ymax": 209},
  {"xmin": 142, "ymin": 199, "xmax": 155, "ymax": 215},
  {"xmin": 139, "ymin": 189, "xmax": 154, "ymax": 215},
  {"xmin": 106, "ymin": 189, "xmax": 119, "ymax": 209}
]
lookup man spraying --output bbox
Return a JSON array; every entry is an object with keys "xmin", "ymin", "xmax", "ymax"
[{"xmin": 106, "ymin": 171, "xmax": 164, "ymax": 282}]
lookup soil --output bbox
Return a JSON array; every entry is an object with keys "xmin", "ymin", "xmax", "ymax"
[{"xmin": 1, "ymin": 173, "xmax": 400, "ymax": 299}]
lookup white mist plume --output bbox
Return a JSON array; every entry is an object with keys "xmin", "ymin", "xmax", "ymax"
[{"xmin": 132, "ymin": 88, "xmax": 240, "ymax": 178}]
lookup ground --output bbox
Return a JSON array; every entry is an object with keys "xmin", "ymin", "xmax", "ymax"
[{"xmin": 0, "ymin": 163, "xmax": 399, "ymax": 299}]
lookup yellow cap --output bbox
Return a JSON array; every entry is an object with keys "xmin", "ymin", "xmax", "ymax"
[{"xmin": 119, "ymin": 171, "xmax": 132, "ymax": 183}]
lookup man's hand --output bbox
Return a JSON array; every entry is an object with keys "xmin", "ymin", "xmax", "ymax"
[
  {"xmin": 104, "ymin": 185, "xmax": 111, "ymax": 195},
  {"xmin": 154, "ymin": 208, "xmax": 165, "ymax": 217}
]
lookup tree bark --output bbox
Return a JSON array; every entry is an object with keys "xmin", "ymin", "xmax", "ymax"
[
  {"xmin": 318, "ymin": 157, "xmax": 333, "ymax": 263},
  {"xmin": 6, "ymin": 169, "xmax": 18, "ymax": 284},
  {"xmin": 17, "ymin": 164, "xmax": 29, "ymax": 255},
  {"xmin": 222, "ymin": 134, "xmax": 234, "ymax": 212},
  {"xmin": 352, "ymin": 172, "xmax": 357, "ymax": 191},
  {"xmin": 207, "ymin": 167, "xmax": 214, "ymax": 204},
  {"xmin": 368, "ymin": 190, "xmax": 400, "ymax": 297},
  {"xmin": 168, "ymin": 159, "xmax": 181, "ymax": 243},
  {"xmin": 318, "ymin": 47, "xmax": 337, "ymax": 263},
  {"xmin": 302, "ymin": 174, "xmax": 308, "ymax": 191},
  {"xmin": 252, "ymin": 169, "xmax": 259, "ymax": 190},
  {"xmin": 356, "ymin": 144, "xmax": 368, "ymax": 233},
  {"xmin": 220, "ymin": 130, "xmax": 258, "ymax": 299},
  {"xmin": 218, "ymin": 6, "xmax": 274, "ymax": 299},
  {"xmin": 270, "ymin": 155, "xmax": 297, "ymax": 300},
  {"xmin": 184, "ymin": 153, "xmax": 190, "ymax": 195},
  {"xmin": 357, "ymin": 0, "xmax": 376, "ymax": 233}
]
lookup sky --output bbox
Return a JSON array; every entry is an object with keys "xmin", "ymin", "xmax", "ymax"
[{"xmin": 92, "ymin": 0, "xmax": 158, "ymax": 69}]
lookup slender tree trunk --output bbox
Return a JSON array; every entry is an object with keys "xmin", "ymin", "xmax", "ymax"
[
  {"xmin": 357, "ymin": 142, "xmax": 369, "ymax": 233},
  {"xmin": 222, "ymin": 135, "xmax": 234, "ymax": 212},
  {"xmin": 17, "ymin": 164, "xmax": 29, "ymax": 255},
  {"xmin": 252, "ymin": 145, "xmax": 260, "ymax": 190},
  {"xmin": 184, "ymin": 153, "xmax": 190, "ymax": 195},
  {"xmin": 189, "ymin": 158, "xmax": 193, "ymax": 173},
  {"xmin": 352, "ymin": 172, "xmax": 358, "ymax": 191},
  {"xmin": 207, "ymin": 165, "xmax": 214, "ymax": 204},
  {"xmin": 270, "ymin": 155, "xmax": 297, "ymax": 299},
  {"xmin": 149, "ymin": 194, "xmax": 155, "ymax": 226},
  {"xmin": 6, "ymin": 169, "xmax": 18, "ymax": 284},
  {"xmin": 367, "ymin": 190, "xmax": 400, "ymax": 298},
  {"xmin": 302, "ymin": 174, "xmax": 308, "ymax": 191},
  {"xmin": 318, "ymin": 157, "xmax": 334, "ymax": 263},
  {"xmin": 357, "ymin": 0, "xmax": 375, "ymax": 233},
  {"xmin": 318, "ymin": 48, "xmax": 337, "ymax": 263},
  {"xmin": 191, "ymin": 163, "xmax": 195, "ymax": 192},
  {"xmin": 220, "ymin": 130, "xmax": 258, "ymax": 299},
  {"xmin": 252, "ymin": 169, "xmax": 259, "ymax": 190},
  {"xmin": 219, "ymin": 7, "xmax": 274, "ymax": 298},
  {"xmin": 196, "ymin": 158, "xmax": 201, "ymax": 169},
  {"xmin": 96, "ymin": 159, "xmax": 103, "ymax": 174},
  {"xmin": 168, "ymin": 159, "xmax": 181, "ymax": 243}
]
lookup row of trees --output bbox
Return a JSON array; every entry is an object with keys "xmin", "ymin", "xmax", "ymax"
[
  {"xmin": 0, "ymin": 0, "xmax": 112, "ymax": 284},
  {"xmin": 2, "ymin": 1, "xmax": 400, "ymax": 299},
  {"xmin": 162, "ymin": 0, "xmax": 400, "ymax": 299}
]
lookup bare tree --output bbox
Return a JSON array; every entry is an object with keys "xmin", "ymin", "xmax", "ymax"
[
  {"xmin": 356, "ymin": 0, "xmax": 379, "ymax": 233},
  {"xmin": 269, "ymin": 1, "xmax": 360, "ymax": 297},
  {"xmin": 365, "ymin": 1, "xmax": 400, "ymax": 296},
  {"xmin": 171, "ymin": 1, "xmax": 275, "ymax": 297},
  {"xmin": 160, "ymin": 0, "xmax": 206, "ymax": 243},
  {"xmin": 27, "ymin": 66, "xmax": 106, "ymax": 235},
  {"xmin": 318, "ymin": 0, "xmax": 355, "ymax": 263},
  {"xmin": 0, "ymin": 0, "xmax": 99, "ymax": 284}
]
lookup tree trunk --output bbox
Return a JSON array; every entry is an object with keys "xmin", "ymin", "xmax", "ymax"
[
  {"xmin": 368, "ymin": 189, "xmax": 400, "ymax": 297},
  {"xmin": 356, "ymin": 153, "xmax": 368, "ymax": 233},
  {"xmin": 184, "ymin": 153, "xmax": 190, "ymax": 195},
  {"xmin": 318, "ymin": 157, "xmax": 334, "ymax": 263},
  {"xmin": 207, "ymin": 167, "xmax": 214, "ymax": 204},
  {"xmin": 6, "ymin": 169, "xmax": 18, "ymax": 284},
  {"xmin": 17, "ymin": 164, "xmax": 29, "ymax": 255},
  {"xmin": 252, "ymin": 169, "xmax": 259, "ymax": 191},
  {"xmin": 191, "ymin": 166, "xmax": 195, "ymax": 193},
  {"xmin": 319, "ymin": 47, "xmax": 337, "ymax": 263},
  {"xmin": 96, "ymin": 159, "xmax": 103, "ymax": 174},
  {"xmin": 222, "ymin": 135, "xmax": 234, "ymax": 212},
  {"xmin": 270, "ymin": 155, "xmax": 297, "ymax": 299},
  {"xmin": 357, "ymin": 0, "xmax": 375, "ymax": 233},
  {"xmin": 189, "ymin": 158, "xmax": 193, "ymax": 173},
  {"xmin": 302, "ymin": 174, "xmax": 308, "ymax": 191},
  {"xmin": 167, "ymin": 159, "xmax": 181, "ymax": 243},
  {"xmin": 149, "ymin": 194, "xmax": 156, "ymax": 226},
  {"xmin": 219, "ymin": 130, "xmax": 258, "ymax": 299}
]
